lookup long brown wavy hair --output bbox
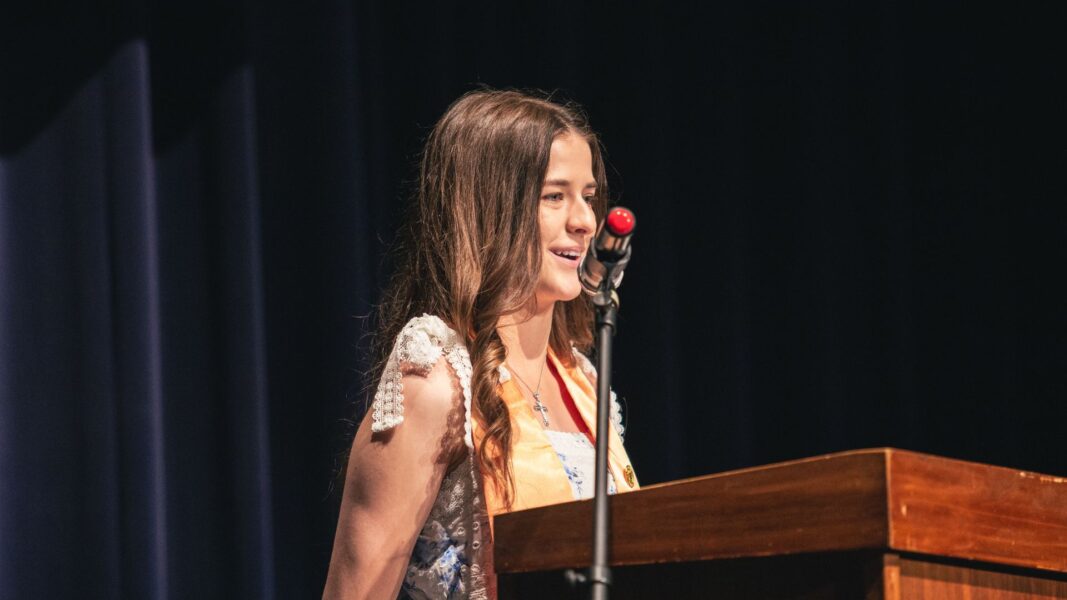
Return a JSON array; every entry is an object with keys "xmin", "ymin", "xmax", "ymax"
[{"xmin": 367, "ymin": 89, "xmax": 609, "ymax": 506}]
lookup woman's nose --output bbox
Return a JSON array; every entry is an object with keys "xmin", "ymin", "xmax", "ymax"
[{"xmin": 568, "ymin": 198, "xmax": 596, "ymax": 234}]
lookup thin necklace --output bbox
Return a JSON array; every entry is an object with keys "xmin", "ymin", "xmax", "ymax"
[{"xmin": 509, "ymin": 358, "xmax": 549, "ymax": 426}]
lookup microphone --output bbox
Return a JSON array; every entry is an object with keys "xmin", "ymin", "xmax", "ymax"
[{"xmin": 580, "ymin": 207, "xmax": 636, "ymax": 296}]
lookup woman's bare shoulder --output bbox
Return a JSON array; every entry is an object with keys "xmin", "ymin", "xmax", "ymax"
[
  {"xmin": 392, "ymin": 357, "xmax": 463, "ymax": 429},
  {"xmin": 350, "ymin": 355, "xmax": 466, "ymax": 490}
]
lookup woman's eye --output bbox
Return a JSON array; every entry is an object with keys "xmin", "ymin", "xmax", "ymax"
[
  {"xmin": 583, "ymin": 195, "xmax": 596, "ymax": 203},
  {"xmin": 542, "ymin": 193, "xmax": 564, "ymax": 202}
]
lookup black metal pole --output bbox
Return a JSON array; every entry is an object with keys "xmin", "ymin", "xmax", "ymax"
[
  {"xmin": 582, "ymin": 209, "xmax": 633, "ymax": 600},
  {"xmin": 589, "ymin": 295, "xmax": 617, "ymax": 600}
]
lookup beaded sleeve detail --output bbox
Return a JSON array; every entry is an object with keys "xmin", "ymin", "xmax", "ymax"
[
  {"xmin": 372, "ymin": 315, "xmax": 491, "ymax": 599},
  {"xmin": 370, "ymin": 314, "xmax": 475, "ymax": 449},
  {"xmin": 573, "ymin": 350, "xmax": 626, "ymax": 440}
]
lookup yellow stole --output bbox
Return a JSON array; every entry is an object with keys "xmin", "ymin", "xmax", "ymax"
[{"xmin": 473, "ymin": 347, "xmax": 640, "ymax": 528}]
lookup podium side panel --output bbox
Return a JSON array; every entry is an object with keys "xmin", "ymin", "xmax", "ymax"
[{"xmin": 887, "ymin": 450, "xmax": 1067, "ymax": 573}]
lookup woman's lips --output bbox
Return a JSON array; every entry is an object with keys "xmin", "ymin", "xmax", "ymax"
[{"xmin": 549, "ymin": 249, "xmax": 582, "ymax": 266}]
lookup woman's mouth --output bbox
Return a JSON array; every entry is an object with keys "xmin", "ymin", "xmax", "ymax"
[{"xmin": 549, "ymin": 248, "xmax": 582, "ymax": 265}]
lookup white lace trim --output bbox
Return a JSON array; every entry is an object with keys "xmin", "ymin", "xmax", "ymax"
[
  {"xmin": 466, "ymin": 452, "xmax": 491, "ymax": 599},
  {"xmin": 544, "ymin": 430, "xmax": 617, "ymax": 500},
  {"xmin": 573, "ymin": 350, "xmax": 626, "ymax": 440},
  {"xmin": 371, "ymin": 314, "xmax": 474, "ymax": 449}
]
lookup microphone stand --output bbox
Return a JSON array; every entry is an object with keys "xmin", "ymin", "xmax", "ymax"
[{"xmin": 588, "ymin": 249, "xmax": 628, "ymax": 600}]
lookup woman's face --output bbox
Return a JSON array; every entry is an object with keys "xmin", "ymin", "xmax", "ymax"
[{"xmin": 535, "ymin": 131, "xmax": 598, "ymax": 309}]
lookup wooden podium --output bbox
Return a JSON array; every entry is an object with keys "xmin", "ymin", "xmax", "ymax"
[{"xmin": 494, "ymin": 448, "xmax": 1067, "ymax": 599}]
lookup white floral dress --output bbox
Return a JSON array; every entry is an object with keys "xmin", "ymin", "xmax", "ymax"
[{"xmin": 371, "ymin": 315, "xmax": 625, "ymax": 599}]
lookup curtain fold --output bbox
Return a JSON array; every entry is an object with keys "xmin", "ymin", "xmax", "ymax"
[
  {"xmin": 0, "ymin": 40, "xmax": 171, "ymax": 599},
  {"xmin": 103, "ymin": 40, "xmax": 168, "ymax": 600}
]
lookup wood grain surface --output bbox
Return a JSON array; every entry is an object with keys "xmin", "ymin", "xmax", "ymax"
[
  {"xmin": 494, "ymin": 448, "xmax": 1067, "ymax": 577},
  {"xmin": 495, "ymin": 449, "xmax": 891, "ymax": 572},
  {"xmin": 887, "ymin": 450, "xmax": 1067, "ymax": 573}
]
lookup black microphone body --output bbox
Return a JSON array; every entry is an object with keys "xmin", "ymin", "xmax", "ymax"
[{"xmin": 580, "ymin": 207, "xmax": 635, "ymax": 297}]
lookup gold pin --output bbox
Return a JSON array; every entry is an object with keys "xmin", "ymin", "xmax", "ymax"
[{"xmin": 623, "ymin": 465, "xmax": 636, "ymax": 488}]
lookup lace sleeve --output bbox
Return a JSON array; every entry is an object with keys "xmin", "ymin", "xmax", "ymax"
[
  {"xmin": 572, "ymin": 350, "xmax": 626, "ymax": 440},
  {"xmin": 371, "ymin": 315, "xmax": 470, "ymax": 446}
]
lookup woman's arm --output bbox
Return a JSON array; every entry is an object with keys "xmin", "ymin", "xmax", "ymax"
[{"xmin": 322, "ymin": 358, "xmax": 465, "ymax": 600}]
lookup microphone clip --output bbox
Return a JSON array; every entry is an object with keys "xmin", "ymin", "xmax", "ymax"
[{"xmin": 588, "ymin": 245, "xmax": 630, "ymax": 309}]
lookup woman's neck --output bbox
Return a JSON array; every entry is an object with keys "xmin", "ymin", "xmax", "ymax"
[{"xmin": 497, "ymin": 302, "xmax": 554, "ymax": 372}]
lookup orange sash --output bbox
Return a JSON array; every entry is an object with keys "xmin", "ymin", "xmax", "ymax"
[{"xmin": 473, "ymin": 347, "xmax": 639, "ymax": 527}]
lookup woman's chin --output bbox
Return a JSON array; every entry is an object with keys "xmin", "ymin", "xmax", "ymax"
[
  {"xmin": 554, "ymin": 287, "xmax": 584, "ymax": 304},
  {"xmin": 534, "ymin": 286, "xmax": 583, "ymax": 308}
]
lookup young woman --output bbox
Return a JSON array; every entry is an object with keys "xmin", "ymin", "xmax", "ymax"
[{"xmin": 323, "ymin": 89, "xmax": 639, "ymax": 600}]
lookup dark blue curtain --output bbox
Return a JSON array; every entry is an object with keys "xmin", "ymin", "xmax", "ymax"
[
  {"xmin": 1, "ymin": 40, "xmax": 173, "ymax": 598},
  {"xmin": 0, "ymin": 35, "xmax": 279, "ymax": 600},
  {"xmin": 2, "ymin": 1, "xmax": 1064, "ymax": 599},
  {"xmin": 1, "ymin": 3, "xmax": 371, "ymax": 598}
]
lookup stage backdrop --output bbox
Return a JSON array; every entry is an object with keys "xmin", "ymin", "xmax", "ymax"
[{"xmin": 1, "ymin": 1, "xmax": 1063, "ymax": 598}]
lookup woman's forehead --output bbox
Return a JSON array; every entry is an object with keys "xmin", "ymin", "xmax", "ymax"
[{"xmin": 545, "ymin": 133, "xmax": 594, "ymax": 186}]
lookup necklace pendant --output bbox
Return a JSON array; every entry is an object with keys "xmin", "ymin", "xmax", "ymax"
[
  {"xmin": 532, "ymin": 392, "xmax": 549, "ymax": 426},
  {"xmin": 508, "ymin": 359, "xmax": 550, "ymax": 427}
]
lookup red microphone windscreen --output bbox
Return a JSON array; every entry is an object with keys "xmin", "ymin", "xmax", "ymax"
[{"xmin": 605, "ymin": 207, "xmax": 635, "ymax": 236}]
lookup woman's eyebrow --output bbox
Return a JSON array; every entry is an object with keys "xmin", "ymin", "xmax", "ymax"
[{"xmin": 544, "ymin": 178, "xmax": 598, "ymax": 189}]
